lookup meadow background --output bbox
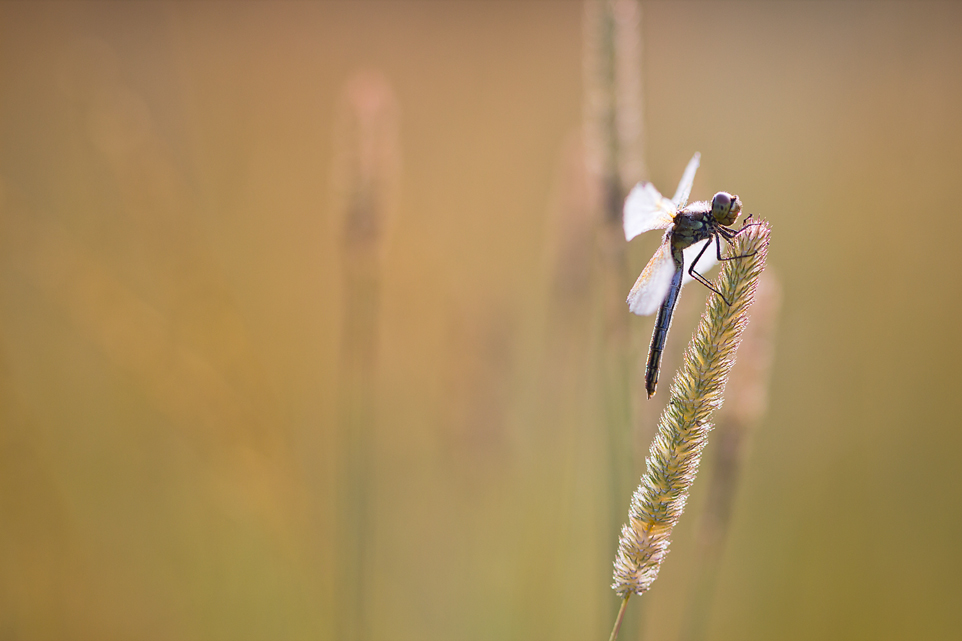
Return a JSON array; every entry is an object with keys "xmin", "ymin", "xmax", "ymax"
[{"xmin": 1, "ymin": 2, "xmax": 961, "ymax": 640}]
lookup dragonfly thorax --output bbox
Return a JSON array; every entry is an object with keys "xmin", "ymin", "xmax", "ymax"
[{"xmin": 670, "ymin": 203, "xmax": 715, "ymax": 252}]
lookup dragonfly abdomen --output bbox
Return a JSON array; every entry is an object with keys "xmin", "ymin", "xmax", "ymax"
[{"xmin": 645, "ymin": 256, "xmax": 684, "ymax": 398}]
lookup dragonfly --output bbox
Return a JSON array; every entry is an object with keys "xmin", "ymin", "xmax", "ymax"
[{"xmin": 624, "ymin": 153, "xmax": 756, "ymax": 398}]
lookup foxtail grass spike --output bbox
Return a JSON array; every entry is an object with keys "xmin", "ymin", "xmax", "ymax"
[{"xmin": 611, "ymin": 221, "xmax": 771, "ymax": 597}]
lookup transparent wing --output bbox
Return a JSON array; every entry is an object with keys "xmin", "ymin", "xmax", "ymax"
[
  {"xmin": 671, "ymin": 152, "xmax": 701, "ymax": 208},
  {"xmin": 681, "ymin": 238, "xmax": 718, "ymax": 285},
  {"xmin": 623, "ymin": 183, "xmax": 675, "ymax": 241},
  {"xmin": 627, "ymin": 241, "xmax": 677, "ymax": 316}
]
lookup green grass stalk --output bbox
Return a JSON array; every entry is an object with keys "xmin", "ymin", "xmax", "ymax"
[
  {"xmin": 333, "ymin": 71, "xmax": 398, "ymax": 641},
  {"xmin": 582, "ymin": 9, "xmax": 646, "ymax": 630}
]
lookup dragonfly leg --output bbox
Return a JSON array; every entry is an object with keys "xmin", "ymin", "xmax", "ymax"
[
  {"xmin": 717, "ymin": 224, "xmax": 760, "ymax": 261},
  {"xmin": 733, "ymin": 221, "xmax": 763, "ymax": 235},
  {"xmin": 688, "ymin": 236, "xmax": 732, "ymax": 306}
]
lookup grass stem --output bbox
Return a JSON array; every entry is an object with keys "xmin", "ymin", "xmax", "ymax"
[{"xmin": 608, "ymin": 593, "xmax": 632, "ymax": 641}]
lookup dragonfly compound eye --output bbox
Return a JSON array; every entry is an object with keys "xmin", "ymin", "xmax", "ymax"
[{"xmin": 712, "ymin": 192, "xmax": 741, "ymax": 225}]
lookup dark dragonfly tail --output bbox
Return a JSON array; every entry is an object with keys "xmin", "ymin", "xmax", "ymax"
[{"xmin": 645, "ymin": 263, "xmax": 684, "ymax": 398}]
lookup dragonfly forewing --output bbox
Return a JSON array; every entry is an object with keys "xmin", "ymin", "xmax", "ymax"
[
  {"xmin": 627, "ymin": 242, "xmax": 677, "ymax": 316},
  {"xmin": 671, "ymin": 152, "xmax": 701, "ymax": 208},
  {"xmin": 623, "ymin": 183, "xmax": 675, "ymax": 242}
]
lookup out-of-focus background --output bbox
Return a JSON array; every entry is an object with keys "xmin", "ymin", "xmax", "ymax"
[{"xmin": 1, "ymin": 2, "xmax": 961, "ymax": 640}]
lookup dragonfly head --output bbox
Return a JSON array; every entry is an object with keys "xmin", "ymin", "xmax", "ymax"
[{"xmin": 711, "ymin": 192, "xmax": 742, "ymax": 226}]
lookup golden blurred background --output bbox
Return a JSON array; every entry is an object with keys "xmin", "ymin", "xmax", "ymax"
[{"xmin": 1, "ymin": 2, "xmax": 961, "ymax": 640}]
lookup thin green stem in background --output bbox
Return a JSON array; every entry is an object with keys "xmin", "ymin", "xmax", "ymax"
[
  {"xmin": 333, "ymin": 71, "xmax": 399, "ymax": 641},
  {"xmin": 608, "ymin": 592, "xmax": 632, "ymax": 641},
  {"xmin": 583, "ymin": 3, "xmax": 647, "ymax": 631},
  {"xmin": 609, "ymin": 221, "xmax": 771, "ymax": 624}
]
